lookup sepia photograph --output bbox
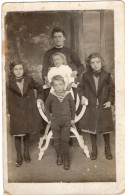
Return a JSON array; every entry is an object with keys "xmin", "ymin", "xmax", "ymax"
[{"xmin": 2, "ymin": 1, "xmax": 125, "ymax": 195}]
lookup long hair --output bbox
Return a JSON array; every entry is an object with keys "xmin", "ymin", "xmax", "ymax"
[
  {"xmin": 9, "ymin": 60, "xmax": 27, "ymax": 77},
  {"xmin": 86, "ymin": 52, "xmax": 105, "ymax": 71},
  {"xmin": 51, "ymin": 52, "xmax": 67, "ymax": 66}
]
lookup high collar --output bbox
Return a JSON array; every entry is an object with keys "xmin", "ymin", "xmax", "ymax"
[
  {"xmin": 9, "ymin": 76, "xmax": 30, "ymax": 97},
  {"xmin": 92, "ymin": 70, "xmax": 102, "ymax": 78},
  {"xmin": 54, "ymin": 46, "xmax": 64, "ymax": 49},
  {"xmin": 15, "ymin": 76, "xmax": 24, "ymax": 83}
]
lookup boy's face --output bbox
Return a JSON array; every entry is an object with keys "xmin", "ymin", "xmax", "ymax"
[
  {"xmin": 13, "ymin": 64, "xmax": 24, "ymax": 78},
  {"xmin": 53, "ymin": 32, "xmax": 65, "ymax": 47},
  {"xmin": 53, "ymin": 55, "xmax": 64, "ymax": 67},
  {"xmin": 53, "ymin": 80, "xmax": 65, "ymax": 93},
  {"xmin": 90, "ymin": 57, "xmax": 102, "ymax": 71}
]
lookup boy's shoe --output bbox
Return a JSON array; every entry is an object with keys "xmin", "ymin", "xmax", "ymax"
[
  {"xmin": 63, "ymin": 156, "xmax": 70, "ymax": 170},
  {"xmin": 24, "ymin": 152, "xmax": 31, "ymax": 163},
  {"xmin": 105, "ymin": 145, "xmax": 113, "ymax": 160},
  {"xmin": 15, "ymin": 154, "xmax": 23, "ymax": 167},
  {"xmin": 56, "ymin": 155, "xmax": 63, "ymax": 165},
  {"xmin": 90, "ymin": 146, "xmax": 97, "ymax": 160}
]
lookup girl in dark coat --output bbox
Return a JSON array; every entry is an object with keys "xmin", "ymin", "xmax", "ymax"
[
  {"xmin": 77, "ymin": 52, "xmax": 115, "ymax": 160},
  {"xmin": 8, "ymin": 61, "xmax": 44, "ymax": 167}
]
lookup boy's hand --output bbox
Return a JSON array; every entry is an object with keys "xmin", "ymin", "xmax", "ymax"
[
  {"xmin": 37, "ymin": 99, "xmax": 45, "ymax": 111},
  {"xmin": 71, "ymin": 71, "xmax": 77, "ymax": 78},
  {"xmin": 103, "ymin": 101, "xmax": 111, "ymax": 108},
  {"xmin": 48, "ymin": 121, "xmax": 51, "ymax": 125},
  {"xmin": 81, "ymin": 96, "xmax": 88, "ymax": 105}
]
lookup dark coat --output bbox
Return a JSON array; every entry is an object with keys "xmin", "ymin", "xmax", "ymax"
[
  {"xmin": 45, "ymin": 92, "xmax": 75, "ymax": 121},
  {"xmin": 77, "ymin": 70, "xmax": 115, "ymax": 134},
  {"xmin": 8, "ymin": 76, "xmax": 43, "ymax": 135}
]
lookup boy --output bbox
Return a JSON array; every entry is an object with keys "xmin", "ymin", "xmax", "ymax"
[{"xmin": 45, "ymin": 75, "xmax": 75, "ymax": 170}]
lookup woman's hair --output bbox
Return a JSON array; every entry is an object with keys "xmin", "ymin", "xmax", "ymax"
[
  {"xmin": 86, "ymin": 52, "xmax": 105, "ymax": 71},
  {"xmin": 51, "ymin": 52, "xmax": 67, "ymax": 65},
  {"xmin": 51, "ymin": 27, "xmax": 66, "ymax": 38},
  {"xmin": 51, "ymin": 75, "xmax": 65, "ymax": 86},
  {"xmin": 9, "ymin": 60, "xmax": 27, "ymax": 76}
]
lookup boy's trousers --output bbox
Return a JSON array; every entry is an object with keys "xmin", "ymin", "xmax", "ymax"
[{"xmin": 51, "ymin": 116, "xmax": 71, "ymax": 157}]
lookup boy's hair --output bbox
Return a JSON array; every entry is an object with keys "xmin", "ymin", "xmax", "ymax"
[
  {"xmin": 51, "ymin": 75, "xmax": 65, "ymax": 86},
  {"xmin": 9, "ymin": 60, "xmax": 27, "ymax": 76},
  {"xmin": 51, "ymin": 27, "xmax": 66, "ymax": 38},
  {"xmin": 86, "ymin": 52, "xmax": 105, "ymax": 71},
  {"xmin": 51, "ymin": 52, "xmax": 67, "ymax": 65}
]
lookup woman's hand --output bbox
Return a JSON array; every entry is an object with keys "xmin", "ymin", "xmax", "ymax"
[
  {"xmin": 71, "ymin": 71, "xmax": 77, "ymax": 78},
  {"xmin": 45, "ymin": 77, "xmax": 51, "ymax": 87},
  {"xmin": 66, "ymin": 83, "xmax": 72, "ymax": 91},
  {"xmin": 81, "ymin": 96, "xmax": 88, "ymax": 105},
  {"xmin": 103, "ymin": 101, "xmax": 111, "ymax": 108},
  {"xmin": 46, "ymin": 81, "xmax": 51, "ymax": 88}
]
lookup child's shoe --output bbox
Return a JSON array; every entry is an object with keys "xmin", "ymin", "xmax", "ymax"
[
  {"xmin": 56, "ymin": 155, "xmax": 63, "ymax": 165},
  {"xmin": 105, "ymin": 145, "xmax": 112, "ymax": 160},
  {"xmin": 24, "ymin": 152, "xmax": 31, "ymax": 163},
  {"xmin": 90, "ymin": 146, "xmax": 97, "ymax": 160},
  {"xmin": 63, "ymin": 155, "xmax": 70, "ymax": 170},
  {"xmin": 15, "ymin": 153, "xmax": 23, "ymax": 167}
]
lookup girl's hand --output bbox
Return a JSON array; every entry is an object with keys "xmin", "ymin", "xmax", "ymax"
[
  {"xmin": 103, "ymin": 101, "xmax": 111, "ymax": 108},
  {"xmin": 71, "ymin": 71, "xmax": 77, "ymax": 78},
  {"xmin": 37, "ymin": 99, "xmax": 45, "ymax": 111},
  {"xmin": 48, "ymin": 121, "xmax": 51, "ymax": 125},
  {"xmin": 66, "ymin": 83, "xmax": 72, "ymax": 91},
  {"xmin": 81, "ymin": 96, "xmax": 88, "ymax": 105}
]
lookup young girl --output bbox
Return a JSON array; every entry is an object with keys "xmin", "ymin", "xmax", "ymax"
[
  {"xmin": 8, "ymin": 61, "xmax": 44, "ymax": 167},
  {"xmin": 45, "ymin": 75, "xmax": 75, "ymax": 170},
  {"xmin": 78, "ymin": 52, "xmax": 115, "ymax": 160},
  {"xmin": 46, "ymin": 52, "xmax": 77, "ymax": 91}
]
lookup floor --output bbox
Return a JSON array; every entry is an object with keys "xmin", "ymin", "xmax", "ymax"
[{"xmin": 8, "ymin": 131, "xmax": 116, "ymax": 183}]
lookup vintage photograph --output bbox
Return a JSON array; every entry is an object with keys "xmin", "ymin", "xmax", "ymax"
[
  {"xmin": 5, "ymin": 9, "xmax": 116, "ymax": 183},
  {"xmin": 2, "ymin": 1, "xmax": 125, "ymax": 195}
]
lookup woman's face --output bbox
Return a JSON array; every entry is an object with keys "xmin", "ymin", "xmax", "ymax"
[
  {"xmin": 53, "ymin": 32, "xmax": 65, "ymax": 47},
  {"xmin": 53, "ymin": 55, "xmax": 64, "ymax": 67},
  {"xmin": 90, "ymin": 57, "xmax": 102, "ymax": 71},
  {"xmin": 13, "ymin": 64, "xmax": 24, "ymax": 78}
]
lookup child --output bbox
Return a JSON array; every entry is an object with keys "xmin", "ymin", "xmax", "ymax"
[
  {"xmin": 45, "ymin": 75, "xmax": 75, "ymax": 170},
  {"xmin": 78, "ymin": 52, "xmax": 115, "ymax": 160},
  {"xmin": 46, "ymin": 52, "xmax": 77, "ymax": 91},
  {"xmin": 8, "ymin": 61, "xmax": 44, "ymax": 167}
]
